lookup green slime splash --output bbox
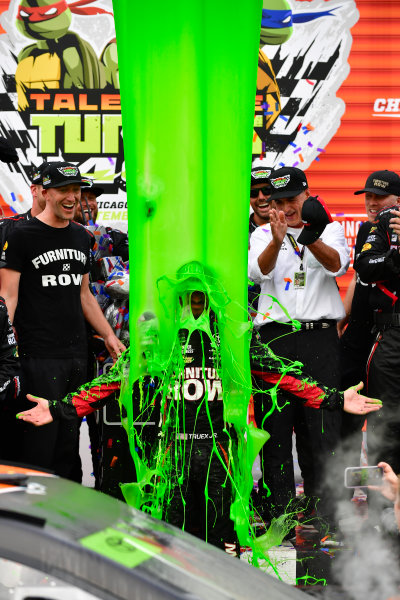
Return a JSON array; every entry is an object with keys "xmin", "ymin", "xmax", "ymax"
[{"xmin": 112, "ymin": 0, "xmax": 266, "ymax": 551}]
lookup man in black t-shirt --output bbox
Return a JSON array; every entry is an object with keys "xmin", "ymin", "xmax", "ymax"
[{"xmin": 1, "ymin": 161, "xmax": 125, "ymax": 481}]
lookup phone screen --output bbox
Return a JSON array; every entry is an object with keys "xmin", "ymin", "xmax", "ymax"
[{"xmin": 344, "ymin": 466, "xmax": 383, "ymax": 488}]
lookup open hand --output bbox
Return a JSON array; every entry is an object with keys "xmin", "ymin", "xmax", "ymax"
[
  {"xmin": 16, "ymin": 394, "xmax": 53, "ymax": 426},
  {"xmin": 343, "ymin": 382, "xmax": 382, "ymax": 415},
  {"xmin": 269, "ymin": 208, "xmax": 287, "ymax": 246}
]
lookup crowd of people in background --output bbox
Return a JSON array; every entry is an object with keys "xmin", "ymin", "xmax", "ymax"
[
  {"xmin": 0, "ymin": 156, "xmax": 398, "ymax": 567},
  {"xmin": 248, "ymin": 165, "xmax": 400, "ymax": 545}
]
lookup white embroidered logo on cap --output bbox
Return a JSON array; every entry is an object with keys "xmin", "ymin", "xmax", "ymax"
[
  {"xmin": 252, "ymin": 169, "xmax": 271, "ymax": 180},
  {"xmin": 57, "ymin": 166, "xmax": 79, "ymax": 177},
  {"xmin": 271, "ymin": 175, "xmax": 290, "ymax": 189}
]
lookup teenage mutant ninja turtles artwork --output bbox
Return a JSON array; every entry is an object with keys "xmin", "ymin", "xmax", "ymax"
[
  {"xmin": 0, "ymin": 0, "xmax": 358, "ymax": 229},
  {"xmin": 15, "ymin": 0, "xmax": 119, "ymax": 110},
  {"xmin": 256, "ymin": 0, "xmax": 342, "ymax": 154},
  {"xmin": 254, "ymin": 0, "xmax": 357, "ymax": 167}
]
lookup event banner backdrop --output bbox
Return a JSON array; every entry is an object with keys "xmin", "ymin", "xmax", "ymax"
[
  {"xmin": 0, "ymin": 0, "xmax": 397, "ymax": 289},
  {"xmin": 0, "ymin": 0, "xmax": 125, "ymax": 230}
]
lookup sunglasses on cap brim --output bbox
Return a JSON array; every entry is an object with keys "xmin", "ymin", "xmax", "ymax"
[{"xmin": 250, "ymin": 186, "xmax": 271, "ymax": 198}]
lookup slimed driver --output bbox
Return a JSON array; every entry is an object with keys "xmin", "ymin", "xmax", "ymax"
[{"xmin": 0, "ymin": 161, "xmax": 124, "ymax": 481}]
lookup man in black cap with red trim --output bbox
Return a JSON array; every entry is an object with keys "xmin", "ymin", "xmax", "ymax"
[
  {"xmin": 0, "ymin": 161, "xmax": 125, "ymax": 481},
  {"xmin": 338, "ymin": 171, "xmax": 400, "ymax": 474},
  {"xmin": 354, "ymin": 170, "xmax": 400, "ymax": 477},
  {"xmin": 248, "ymin": 166, "xmax": 350, "ymax": 536}
]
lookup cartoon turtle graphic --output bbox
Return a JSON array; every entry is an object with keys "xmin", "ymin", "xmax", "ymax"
[
  {"xmin": 256, "ymin": 0, "xmax": 338, "ymax": 140},
  {"xmin": 15, "ymin": 0, "xmax": 118, "ymax": 110}
]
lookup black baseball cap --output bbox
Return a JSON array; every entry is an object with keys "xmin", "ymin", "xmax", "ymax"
[
  {"xmin": 268, "ymin": 167, "xmax": 308, "ymax": 200},
  {"xmin": 81, "ymin": 176, "xmax": 104, "ymax": 197},
  {"xmin": 354, "ymin": 170, "xmax": 400, "ymax": 196},
  {"xmin": 251, "ymin": 166, "xmax": 273, "ymax": 187},
  {"xmin": 30, "ymin": 161, "xmax": 49, "ymax": 185},
  {"xmin": 41, "ymin": 162, "xmax": 84, "ymax": 189}
]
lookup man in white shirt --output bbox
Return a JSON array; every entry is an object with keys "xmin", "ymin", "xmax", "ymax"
[{"xmin": 248, "ymin": 166, "xmax": 350, "ymax": 537}]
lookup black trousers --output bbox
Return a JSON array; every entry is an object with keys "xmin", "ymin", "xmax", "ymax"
[
  {"xmin": 18, "ymin": 356, "xmax": 87, "ymax": 482},
  {"xmin": 366, "ymin": 327, "xmax": 400, "ymax": 473},
  {"xmin": 252, "ymin": 323, "xmax": 342, "ymax": 525},
  {"xmin": 0, "ymin": 372, "xmax": 24, "ymax": 463},
  {"xmin": 165, "ymin": 438, "xmax": 238, "ymax": 555},
  {"xmin": 339, "ymin": 320, "xmax": 374, "ymax": 473}
]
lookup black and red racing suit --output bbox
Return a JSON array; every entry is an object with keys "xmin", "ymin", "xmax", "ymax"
[{"xmin": 0, "ymin": 295, "xmax": 21, "ymax": 461}]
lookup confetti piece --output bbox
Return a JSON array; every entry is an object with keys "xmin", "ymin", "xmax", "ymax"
[
  {"xmin": 293, "ymin": 147, "xmax": 301, "ymax": 154},
  {"xmin": 317, "ymin": 147, "xmax": 326, "ymax": 153},
  {"xmin": 315, "ymin": 157, "xmax": 320, "ymax": 162},
  {"xmin": 279, "ymin": 115, "xmax": 288, "ymax": 122},
  {"xmin": 279, "ymin": 162, "xmax": 285, "ymax": 167},
  {"xmin": 284, "ymin": 277, "xmax": 292, "ymax": 291},
  {"xmin": 9, "ymin": 205, "xmax": 17, "ymax": 214},
  {"xmin": 306, "ymin": 79, "xmax": 315, "ymax": 85},
  {"xmin": 264, "ymin": 111, "xmax": 273, "ymax": 115},
  {"xmin": 262, "ymin": 312, "xmax": 270, "ymax": 321},
  {"xmin": 336, "ymin": 212, "xmax": 345, "ymax": 216},
  {"xmin": 321, "ymin": 535, "xmax": 329, "ymax": 543},
  {"xmin": 299, "ymin": 153, "xmax": 304, "ymax": 162},
  {"xmin": 289, "ymin": 142, "xmax": 297, "ymax": 148},
  {"xmin": 293, "ymin": 161, "xmax": 299, "ymax": 167},
  {"xmin": 306, "ymin": 123, "xmax": 314, "ymax": 131},
  {"xmin": 10, "ymin": 192, "xmax": 16, "ymax": 202},
  {"xmin": 253, "ymin": 132, "xmax": 257, "ymax": 142},
  {"xmin": 307, "ymin": 142, "xmax": 313, "ymax": 147},
  {"xmin": 296, "ymin": 123, "xmax": 302, "ymax": 132},
  {"xmin": 107, "ymin": 157, "xmax": 115, "ymax": 165},
  {"xmin": 17, "ymin": 194, "xmax": 24, "ymax": 203}
]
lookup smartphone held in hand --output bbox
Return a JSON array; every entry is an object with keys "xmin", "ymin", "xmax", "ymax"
[{"xmin": 344, "ymin": 466, "xmax": 383, "ymax": 488}]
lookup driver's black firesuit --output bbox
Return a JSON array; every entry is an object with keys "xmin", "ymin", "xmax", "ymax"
[
  {"xmin": 46, "ymin": 328, "xmax": 346, "ymax": 552},
  {"xmin": 354, "ymin": 204, "xmax": 400, "ymax": 472}
]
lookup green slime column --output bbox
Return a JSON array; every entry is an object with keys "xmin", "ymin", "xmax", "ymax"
[{"xmin": 113, "ymin": 0, "xmax": 267, "ymax": 548}]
